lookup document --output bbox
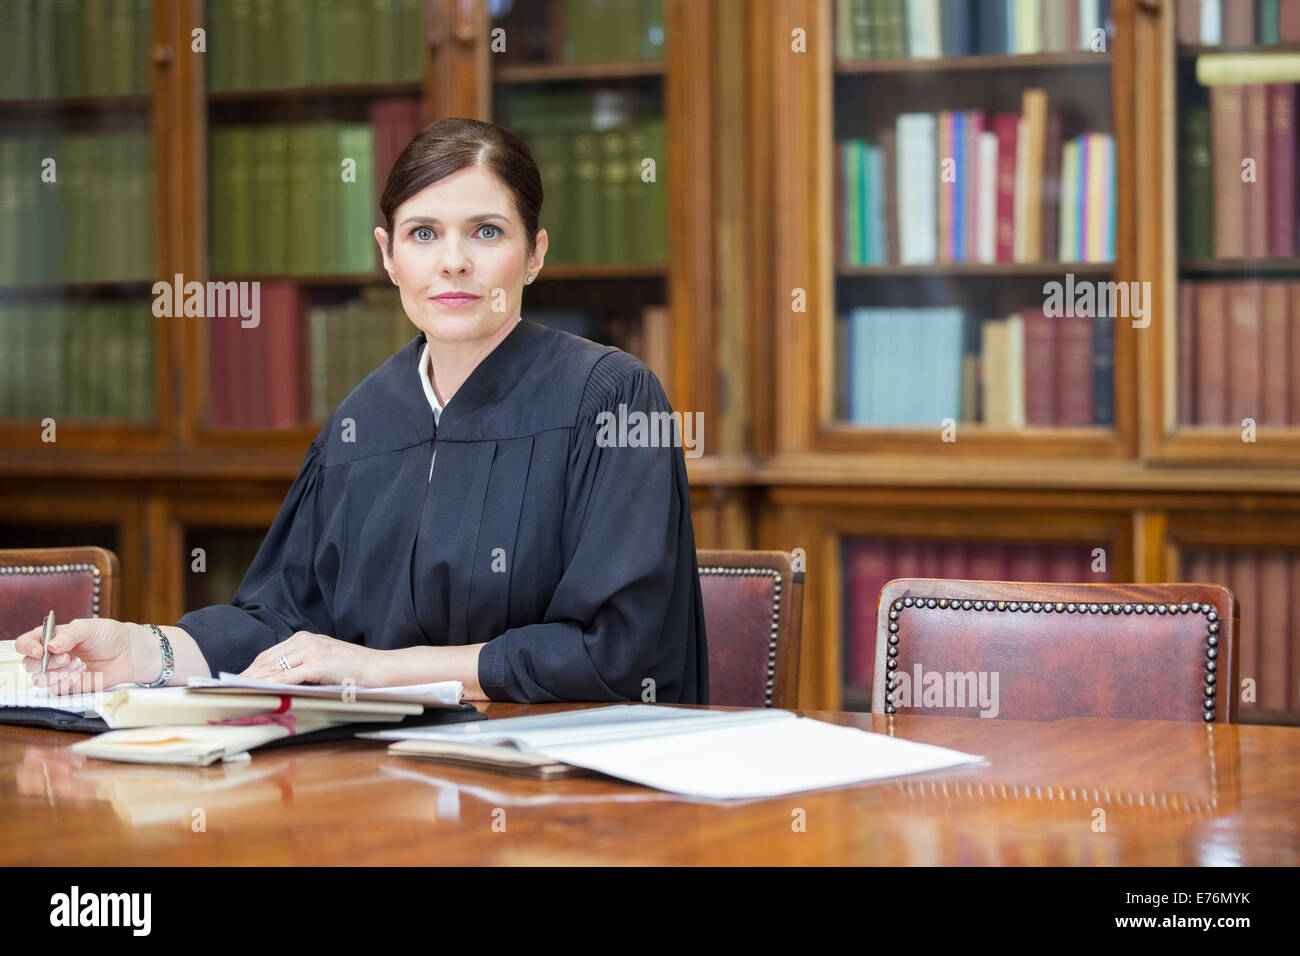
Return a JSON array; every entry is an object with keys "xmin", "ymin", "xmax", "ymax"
[
  {"xmin": 187, "ymin": 672, "xmax": 464, "ymax": 707},
  {"xmin": 363, "ymin": 704, "xmax": 985, "ymax": 799}
]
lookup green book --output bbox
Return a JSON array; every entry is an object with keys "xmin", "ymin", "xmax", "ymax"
[
  {"xmin": 131, "ymin": 0, "xmax": 151, "ymax": 93},
  {"xmin": 82, "ymin": 0, "xmax": 112, "ymax": 94},
  {"xmin": 102, "ymin": 302, "xmax": 130, "ymax": 419},
  {"xmin": 532, "ymin": 131, "xmax": 571, "ymax": 265},
  {"xmin": 50, "ymin": 0, "xmax": 83, "ymax": 95},
  {"xmin": 207, "ymin": 0, "xmax": 227, "ymax": 91},
  {"xmin": 844, "ymin": 141, "xmax": 862, "ymax": 265},
  {"xmin": 282, "ymin": 0, "xmax": 309, "ymax": 87},
  {"xmin": 8, "ymin": 0, "xmax": 34, "ymax": 98},
  {"xmin": 209, "ymin": 126, "xmax": 231, "ymax": 274},
  {"xmin": 252, "ymin": 0, "xmax": 278, "ymax": 89},
  {"xmin": 339, "ymin": 123, "xmax": 375, "ymax": 274},
  {"xmin": 227, "ymin": 126, "xmax": 255, "ymax": 275},
  {"xmin": 130, "ymin": 130, "xmax": 153, "ymax": 279},
  {"xmin": 0, "ymin": 140, "xmax": 16, "ymax": 284},
  {"xmin": 0, "ymin": 306, "xmax": 11, "ymax": 418},
  {"xmin": 639, "ymin": 115, "xmax": 666, "ymax": 262},
  {"xmin": 642, "ymin": 0, "xmax": 666, "ymax": 60},
  {"xmin": 262, "ymin": 124, "xmax": 290, "ymax": 274},
  {"xmin": 1178, "ymin": 106, "xmax": 1213, "ymax": 260},
  {"xmin": 337, "ymin": 0, "xmax": 365, "ymax": 84},
  {"xmin": 285, "ymin": 124, "xmax": 314, "ymax": 274},
  {"xmin": 398, "ymin": 0, "xmax": 422, "ymax": 80},
  {"xmin": 368, "ymin": 0, "xmax": 397, "ymax": 83},
  {"xmin": 570, "ymin": 126, "xmax": 601, "ymax": 263},
  {"xmin": 851, "ymin": 0, "xmax": 872, "ymax": 59},
  {"xmin": 600, "ymin": 126, "xmax": 629, "ymax": 263},
  {"xmin": 314, "ymin": 0, "xmax": 339, "ymax": 85},
  {"xmin": 108, "ymin": 0, "xmax": 134, "ymax": 94},
  {"xmin": 30, "ymin": 0, "xmax": 56, "ymax": 97},
  {"xmin": 229, "ymin": 0, "xmax": 255, "ymax": 90},
  {"xmin": 128, "ymin": 307, "xmax": 155, "ymax": 421},
  {"xmin": 1260, "ymin": 0, "xmax": 1280, "ymax": 44}
]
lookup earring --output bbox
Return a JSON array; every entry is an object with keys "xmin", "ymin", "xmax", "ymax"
[
  {"xmin": 390, "ymin": 275, "xmax": 398, "ymax": 285},
  {"xmin": 525, "ymin": 274, "xmax": 534, "ymax": 284}
]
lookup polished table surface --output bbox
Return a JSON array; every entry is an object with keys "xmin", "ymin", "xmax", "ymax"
[{"xmin": 3, "ymin": 702, "xmax": 1298, "ymax": 865}]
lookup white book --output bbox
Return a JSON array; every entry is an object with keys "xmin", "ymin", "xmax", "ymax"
[
  {"xmin": 1080, "ymin": 0, "xmax": 1102, "ymax": 49},
  {"xmin": 363, "ymin": 704, "xmax": 985, "ymax": 800},
  {"xmin": 1200, "ymin": 0, "xmax": 1221, "ymax": 45},
  {"xmin": 1016, "ymin": 0, "xmax": 1043, "ymax": 54},
  {"xmin": 907, "ymin": 0, "xmax": 941, "ymax": 58},
  {"xmin": 1006, "ymin": 311, "xmax": 1028, "ymax": 428},
  {"xmin": 976, "ymin": 131, "xmax": 999, "ymax": 261},
  {"xmin": 897, "ymin": 113, "xmax": 937, "ymax": 264}
]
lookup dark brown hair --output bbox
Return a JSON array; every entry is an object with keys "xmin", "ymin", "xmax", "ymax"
[{"xmin": 380, "ymin": 117, "xmax": 543, "ymax": 259}]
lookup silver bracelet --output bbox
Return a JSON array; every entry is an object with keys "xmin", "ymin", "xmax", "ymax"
[{"xmin": 139, "ymin": 624, "xmax": 175, "ymax": 688}]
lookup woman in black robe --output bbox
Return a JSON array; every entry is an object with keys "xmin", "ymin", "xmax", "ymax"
[{"xmin": 16, "ymin": 118, "xmax": 708, "ymax": 705}]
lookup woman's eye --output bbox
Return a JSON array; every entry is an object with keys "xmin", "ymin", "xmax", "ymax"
[
  {"xmin": 477, "ymin": 224, "xmax": 499, "ymax": 240},
  {"xmin": 413, "ymin": 226, "xmax": 433, "ymax": 242}
]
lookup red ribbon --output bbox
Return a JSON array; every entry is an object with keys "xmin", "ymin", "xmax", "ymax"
[{"xmin": 206, "ymin": 694, "xmax": 296, "ymax": 734}]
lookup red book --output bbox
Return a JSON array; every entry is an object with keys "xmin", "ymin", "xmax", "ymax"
[
  {"xmin": 370, "ymin": 98, "xmax": 422, "ymax": 272},
  {"xmin": 1176, "ymin": 0, "xmax": 1201, "ymax": 45},
  {"xmin": 262, "ymin": 283, "xmax": 304, "ymax": 428},
  {"xmin": 1227, "ymin": 282, "xmax": 1263, "ymax": 425},
  {"xmin": 1284, "ymin": 0, "xmax": 1300, "ymax": 40},
  {"xmin": 1210, "ymin": 86, "xmax": 1246, "ymax": 258},
  {"xmin": 1009, "ymin": 544, "xmax": 1046, "ymax": 582},
  {"xmin": 940, "ymin": 541, "xmax": 969, "ymax": 580},
  {"xmin": 1021, "ymin": 306, "xmax": 1057, "ymax": 425},
  {"xmin": 1223, "ymin": 0, "xmax": 1257, "ymax": 45},
  {"xmin": 893, "ymin": 539, "xmax": 924, "ymax": 583},
  {"xmin": 1178, "ymin": 281, "xmax": 1196, "ymax": 425},
  {"xmin": 1267, "ymin": 84, "xmax": 1296, "ymax": 258},
  {"xmin": 208, "ymin": 315, "xmax": 232, "ymax": 427},
  {"xmin": 993, "ymin": 112, "xmax": 1019, "ymax": 263},
  {"xmin": 918, "ymin": 540, "xmax": 942, "ymax": 578},
  {"xmin": 1195, "ymin": 282, "xmax": 1228, "ymax": 424},
  {"xmin": 1257, "ymin": 550, "xmax": 1290, "ymax": 711},
  {"xmin": 845, "ymin": 539, "xmax": 894, "ymax": 688},
  {"xmin": 1260, "ymin": 282, "xmax": 1291, "ymax": 425},
  {"xmin": 1244, "ymin": 85, "xmax": 1270, "ymax": 258},
  {"xmin": 1057, "ymin": 304, "xmax": 1094, "ymax": 426},
  {"xmin": 1232, "ymin": 550, "xmax": 1259, "ymax": 712},
  {"xmin": 1045, "ymin": 546, "xmax": 1077, "ymax": 583},
  {"xmin": 968, "ymin": 542, "xmax": 1011, "ymax": 581}
]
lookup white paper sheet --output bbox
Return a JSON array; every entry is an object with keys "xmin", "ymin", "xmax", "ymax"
[
  {"xmin": 187, "ymin": 672, "xmax": 463, "ymax": 707},
  {"xmin": 535, "ymin": 717, "xmax": 986, "ymax": 800}
]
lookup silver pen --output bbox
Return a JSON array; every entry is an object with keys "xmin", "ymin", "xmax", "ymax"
[{"xmin": 41, "ymin": 610, "xmax": 55, "ymax": 675}]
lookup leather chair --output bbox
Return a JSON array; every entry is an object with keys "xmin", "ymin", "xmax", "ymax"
[
  {"xmin": 0, "ymin": 547, "xmax": 121, "ymax": 642},
  {"xmin": 872, "ymin": 579, "xmax": 1238, "ymax": 723},
  {"xmin": 698, "ymin": 550, "xmax": 803, "ymax": 708}
]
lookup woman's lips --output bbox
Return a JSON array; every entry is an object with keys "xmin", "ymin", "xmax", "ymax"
[{"xmin": 431, "ymin": 294, "xmax": 480, "ymax": 308}]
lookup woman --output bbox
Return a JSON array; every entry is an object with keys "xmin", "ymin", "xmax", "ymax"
[{"xmin": 16, "ymin": 118, "xmax": 709, "ymax": 704}]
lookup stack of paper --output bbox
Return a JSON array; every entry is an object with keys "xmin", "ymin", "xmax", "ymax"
[{"xmin": 364, "ymin": 704, "xmax": 986, "ymax": 799}]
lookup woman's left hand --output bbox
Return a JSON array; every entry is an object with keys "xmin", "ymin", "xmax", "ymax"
[{"xmin": 241, "ymin": 631, "xmax": 383, "ymax": 687}]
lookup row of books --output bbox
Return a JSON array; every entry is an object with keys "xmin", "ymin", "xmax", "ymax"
[
  {"xmin": 208, "ymin": 284, "xmax": 412, "ymax": 429},
  {"xmin": 839, "ymin": 93, "xmax": 1116, "ymax": 266},
  {"xmin": 836, "ymin": 307, "xmax": 1114, "ymax": 428},
  {"xmin": 1184, "ymin": 547, "xmax": 1300, "ymax": 712},
  {"xmin": 842, "ymin": 538, "xmax": 1110, "ymax": 689},
  {"xmin": 206, "ymin": 0, "xmax": 425, "ymax": 91},
  {"xmin": 0, "ymin": 129, "xmax": 153, "ymax": 285},
  {"xmin": 1176, "ymin": 0, "xmax": 1300, "ymax": 46},
  {"xmin": 560, "ymin": 0, "xmax": 665, "ymax": 63},
  {"xmin": 504, "ymin": 90, "xmax": 667, "ymax": 265},
  {"xmin": 1178, "ymin": 280, "xmax": 1300, "ymax": 426},
  {"xmin": 0, "ymin": 300, "xmax": 154, "ymax": 422},
  {"xmin": 835, "ymin": 0, "xmax": 1112, "ymax": 61},
  {"xmin": 210, "ymin": 121, "xmax": 381, "ymax": 278},
  {"xmin": 0, "ymin": 0, "xmax": 151, "ymax": 99},
  {"xmin": 185, "ymin": 532, "xmax": 264, "ymax": 610},
  {"xmin": 1179, "ymin": 85, "xmax": 1297, "ymax": 261}
]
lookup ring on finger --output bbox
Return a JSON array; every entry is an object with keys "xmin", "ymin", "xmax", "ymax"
[{"xmin": 277, "ymin": 655, "xmax": 292, "ymax": 672}]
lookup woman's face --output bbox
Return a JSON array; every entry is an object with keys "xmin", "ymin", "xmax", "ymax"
[{"xmin": 375, "ymin": 164, "xmax": 546, "ymax": 348}]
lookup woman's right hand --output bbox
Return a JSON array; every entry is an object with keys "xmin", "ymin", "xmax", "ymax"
[{"xmin": 12, "ymin": 618, "xmax": 155, "ymax": 694}]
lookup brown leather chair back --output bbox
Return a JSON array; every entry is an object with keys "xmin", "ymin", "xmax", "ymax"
[
  {"xmin": 0, "ymin": 548, "xmax": 121, "ymax": 642},
  {"xmin": 873, "ymin": 579, "xmax": 1238, "ymax": 723},
  {"xmin": 698, "ymin": 550, "xmax": 803, "ymax": 708}
]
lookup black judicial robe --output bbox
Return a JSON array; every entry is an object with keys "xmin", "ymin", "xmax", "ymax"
[{"xmin": 175, "ymin": 319, "xmax": 709, "ymax": 704}]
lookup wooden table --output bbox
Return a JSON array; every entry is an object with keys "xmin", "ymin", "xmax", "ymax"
[{"xmin": 2, "ymin": 703, "xmax": 1299, "ymax": 865}]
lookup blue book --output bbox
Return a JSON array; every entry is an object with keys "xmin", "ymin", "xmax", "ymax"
[
  {"xmin": 1092, "ymin": 312, "xmax": 1114, "ymax": 426},
  {"xmin": 850, "ymin": 308, "xmax": 873, "ymax": 422},
  {"xmin": 952, "ymin": 112, "xmax": 966, "ymax": 261}
]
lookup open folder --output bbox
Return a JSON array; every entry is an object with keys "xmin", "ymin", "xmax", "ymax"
[{"xmin": 363, "ymin": 704, "xmax": 986, "ymax": 800}]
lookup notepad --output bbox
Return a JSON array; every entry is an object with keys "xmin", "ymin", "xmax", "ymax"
[
  {"xmin": 187, "ymin": 672, "xmax": 464, "ymax": 707},
  {"xmin": 362, "ymin": 704, "xmax": 986, "ymax": 800}
]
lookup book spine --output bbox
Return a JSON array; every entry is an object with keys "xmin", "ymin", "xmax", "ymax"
[
  {"xmin": 1092, "ymin": 311, "xmax": 1114, "ymax": 426},
  {"xmin": 1210, "ymin": 85, "xmax": 1246, "ymax": 257},
  {"xmin": 1195, "ymin": 282, "xmax": 1229, "ymax": 424},
  {"xmin": 1227, "ymin": 281, "xmax": 1263, "ymax": 425},
  {"xmin": 1260, "ymin": 282, "xmax": 1290, "ymax": 424},
  {"xmin": 1268, "ymin": 84, "xmax": 1296, "ymax": 257}
]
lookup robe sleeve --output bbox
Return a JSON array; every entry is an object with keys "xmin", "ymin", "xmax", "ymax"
[
  {"xmin": 476, "ymin": 353, "xmax": 708, "ymax": 704},
  {"xmin": 173, "ymin": 431, "xmax": 335, "ymax": 675}
]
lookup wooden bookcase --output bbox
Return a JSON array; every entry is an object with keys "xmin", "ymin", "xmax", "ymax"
[{"xmin": 2, "ymin": 0, "xmax": 1298, "ymax": 722}]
